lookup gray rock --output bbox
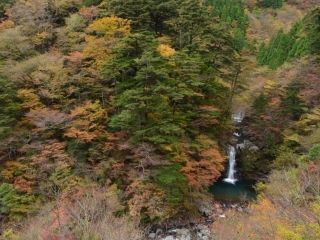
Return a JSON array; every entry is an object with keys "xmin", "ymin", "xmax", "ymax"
[
  {"xmin": 175, "ymin": 228, "xmax": 190, "ymax": 235},
  {"xmin": 196, "ymin": 224, "xmax": 212, "ymax": 240},
  {"xmin": 148, "ymin": 233, "xmax": 156, "ymax": 239},
  {"xmin": 161, "ymin": 236, "xmax": 175, "ymax": 240},
  {"xmin": 199, "ymin": 204, "xmax": 213, "ymax": 217},
  {"xmin": 237, "ymin": 140, "xmax": 259, "ymax": 151}
]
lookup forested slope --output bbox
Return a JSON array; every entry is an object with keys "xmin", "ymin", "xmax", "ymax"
[
  {"xmin": 0, "ymin": 0, "xmax": 320, "ymax": 239},
  {"xmin": 0, "ymin": 0, "xmax": 241, "ymax": 238}
]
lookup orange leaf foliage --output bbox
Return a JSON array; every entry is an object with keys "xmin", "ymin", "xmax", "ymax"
[
  {"xmin": 65, "ymin": 101, "xmax": 107, "ymax": 142},
  {"xmin": 127, "ymin": 180, "xmax": 170, "ymax": 220},
  {"xmin": 182, "ymin": 148, "xmax": 225, "ymax": 191},
  {"xmin": 79, "ymin": 6, "xmax": 99, "ymax": 21},
  {"xmin": 30, "ymin": 141, "xmax": 74, "ymax": 167},
  {"xmin": 13, "ymin": 176, "xmax": 33, "ymax": 193}
]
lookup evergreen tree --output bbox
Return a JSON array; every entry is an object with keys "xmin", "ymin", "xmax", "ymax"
[
  {"xmin": 0, "ymin": 0, "xmax": 13, "ymax": 18},
  {"xmin": 252, "ymin": 93, "xmax": 268, "ymax": 114},
  {"xmin": 281, "ymin": 81, "xmax": 307, "ymax": 120},
  {"xmin": 304, "ymin": 8, "xmax": 320, "ymax": 56},
  {"xmin": 257, "ymin": 8, "xmax": 320, "ymax": 69},
  {"xmin": 104, "ymin": 0, "xmax": 178, "ymax": 35},
  {"xmin": 0, "ymin": 77, "xmax": 21, "ymax": 138},
  {"xmin": 209, "ymin": 0, "xmax": 248, "ymax": 50},
  {"xmin": 260, "ymin": 0, "xmax": 283, "ymax": 9},
  {"xmin": 169, "ymin": 0, "xmax": 214, "ymax": 50}
]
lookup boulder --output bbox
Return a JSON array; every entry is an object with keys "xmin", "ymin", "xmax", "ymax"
[
  {"xmin": 161, "ymin": 236, "xmax": 175, "ymax": 240},
  {"xmin": 148, "ymin": 233, "xmax": 156, "ymax": 239}
]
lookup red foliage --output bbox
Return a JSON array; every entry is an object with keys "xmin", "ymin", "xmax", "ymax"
[
  {"xmin": 79, "ymin": 6, "xmax": 99, "ymax": 21},
  {"xmin": 182, "ymin": 148, "xmax": 225, "ymax": 191}
]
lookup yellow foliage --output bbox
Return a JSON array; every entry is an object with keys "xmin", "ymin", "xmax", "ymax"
[
  {"xmin": 0, "ymin": 161, "xmax": 30, "ymax": 181},
  {"xmin": 31, "ymin": 31, "xmax": 50, "ymax": 46},
  {"xmin": 65, "ymin": 101, "xmax": 107, "ymax": 142},
  {"xmin": 158, "ymin": 44, "xmax": 175, "ymax": 57},
  {"xmin": 0, "ymin": 20, "xmax": 15, "ymax": 32},
  {"xmin": 17, "ymin": 89, "xmax": 43, "ymax": 109},
  {"xmin": 84, "ymin": 17, "xmax": 131, "ymax": 68},
  {"xmin": 264, "ymin": 79, "xmax": 279, "ymax": 93},
  {"xmin": 86, "ymin": 16, "xmax": 131, "ymax": 37},
  {"xmin": 127, "ymin": 180, "xmax": 171, "ymax": 220},
  {"xmin": 276, "ymin": 225, "xmax": 303, "ymax": 240}
]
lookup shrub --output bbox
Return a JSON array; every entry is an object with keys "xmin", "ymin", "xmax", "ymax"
[
  {"xmin": 0, "ymin": 183, "xmax": 36, "ymax": 220},
  {"xmin": 308, "ymin": 144, "xmax": 320, "ymax": 161}
]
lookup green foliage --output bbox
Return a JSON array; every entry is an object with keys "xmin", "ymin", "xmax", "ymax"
[
  {"xmin": 258, "ymin": 8, "xmax": 320, "ymax": 69},
  {"xmin": 83, "ymin": 0, "xmax": 102, "ymax": 6},
  {"xmin": 0, "ymin": 0, "xmax": 13, "ymax": 18},
  {"xmin": 281, "ymin": 81, "xmax": 307, "ymax": 120},
  {"xmin": 308, "ymin": 144, "xmax": 320, "ymax": 161},
  {"xmin": 106, "ymin": 25, "xmax": 235, "ymax": 145},
  {"xmin": 0, "ymin": 183, "xmax": 35, "ymax": 220},
  {"xmin": 261, "ymin": 132, "xmax": 277, "ymax": 160},
  {"xmin": 260, "ymin": 0, "xmax": 283, "ymax": 9},
  {"xmin": 273, "ymin": 145, "xmax": 299, "ymax": 169},
  {"xmin": 105, "ymin": 0, "xmax": 178, "ymax": 34},
  {"xmin": 65, "ymin": 13, "xmax": 86, "ymax": 32},
  {"xmin": 252, "ymin": 93, "xmax": 268, "ymax": 114},
  {"xmin": 67, "ymin": 139, "xmax": 90, "ymax": 162},
  {"xmin": 153, "ymin": 164, "xmax": 187, "ymax": 204},
  {"xmin": 304, "ymin": 8, "xmax": 320, "ymax": 56},
  {"xmin": 257, "ymin": 26, "xmax": 309, "ymax": 69},
  {"xmin": 0, "ymin": 27, "xmax": 34, "ymax": 60},
  {"xmin": 209, "ymin": 0, "xmax": 248, "ymax": 50},
  {"xmin": 0, "ymin": 77, "xmax": 21, "ymax": 138}
]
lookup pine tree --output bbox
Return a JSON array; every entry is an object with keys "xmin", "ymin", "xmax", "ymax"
[
  {"xmin": 281, "ymin": 81, "xmax": 307, "ymax": 120},
  {"xmin": 0, "ymin": 77, "xmax": 21, "ymax": 138},
  {"xmin": 209, "ymin": 0, "xmax": 248, "ymax": 50},
  {"xmin": 0, "ymin": 0, "xmax": 13, "ymax": 18},
  {"xmin": 105, "ymin": 0, "xmax": 178, "ymax": 35},
  {"xmin": 260, "ymin": 0, "xmax": 283, "ymax": 9}
]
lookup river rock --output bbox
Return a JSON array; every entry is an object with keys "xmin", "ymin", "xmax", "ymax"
[
  {"xmin": 161, "ymin": 236, "xmax": 175, "ymax": 240},
  {"xmin": 149, "ymin": 233, "xmax": 156, "ymax": 239},
  {"xmin": 198, "ymin": 204, "xmax": 213, "ymax": 217},
  {"xmin": 237, "ymin": 140, "xmax": 259, "ymax": 151},
  {"xmin": 196, "ymin": 224, "xmax": 212, "ymax": 240}
]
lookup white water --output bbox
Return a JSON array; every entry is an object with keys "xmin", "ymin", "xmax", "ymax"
[
  {"xmin": 223, "ymin": 145, "xmax": 237, "ymax": 184},
  {"xmin": 223, "ymin": 111, "xmax": 244, "ymax": 184},
  {"xmin": 232, "ymin": 112, "xmax": 245, "ymax": 123}
]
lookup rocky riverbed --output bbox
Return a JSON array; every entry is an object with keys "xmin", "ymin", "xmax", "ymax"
[{"xmin": 147, "ymin": 201, "xmax": 248, "ymax": 240}]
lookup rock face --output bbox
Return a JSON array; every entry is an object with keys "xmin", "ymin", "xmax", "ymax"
[
  {"xmin": 154, "ymin": 225, "xmax": 213, "ymax": 240},
  {"xmin": 198, "ymin": 203, "xmax": 213, "ymax": 217},
  {"xmin": 236, "ymin": 140, "xmax": 259, "ymax": 151},
  {"xmin": 195, "ymin": 225, "xmax": 212, "ymax": 240}
]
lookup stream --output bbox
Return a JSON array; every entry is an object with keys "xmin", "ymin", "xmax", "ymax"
[{"xmin": 209, "ymin": 111, "xmax": 256, "ymax": 202}]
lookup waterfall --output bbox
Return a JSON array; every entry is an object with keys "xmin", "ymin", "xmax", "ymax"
[
  {"xmin": 223, "ymin": 145, "xmax": 237, "ymax": 184},
  {"xmin": 223, "ymin": 111, "xmax": 244, "ymax": 184},
  {"xmin": 232, "ymin": 112, "xmax": 244, "ymax": 123}
]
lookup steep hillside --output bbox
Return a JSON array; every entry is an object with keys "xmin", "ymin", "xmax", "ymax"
[{"xmin": 0, "ymin": 0, "xmax": 319, "ymax": 240}]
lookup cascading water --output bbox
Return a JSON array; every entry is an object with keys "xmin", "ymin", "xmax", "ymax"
[
  {"xmin": 232, "ymin": 112, "xmax": 244, "ymax": 123},
  {"xmin": 223, "ymin": 112, "xmax": 244, "ymax": 184},
  {"xmin": 223, "ymin": 145, "xmax": 237, "ymax": 184},
  {"xmin": 210, "ymin": 110, "xmax": 256, "ymax": 201}
]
